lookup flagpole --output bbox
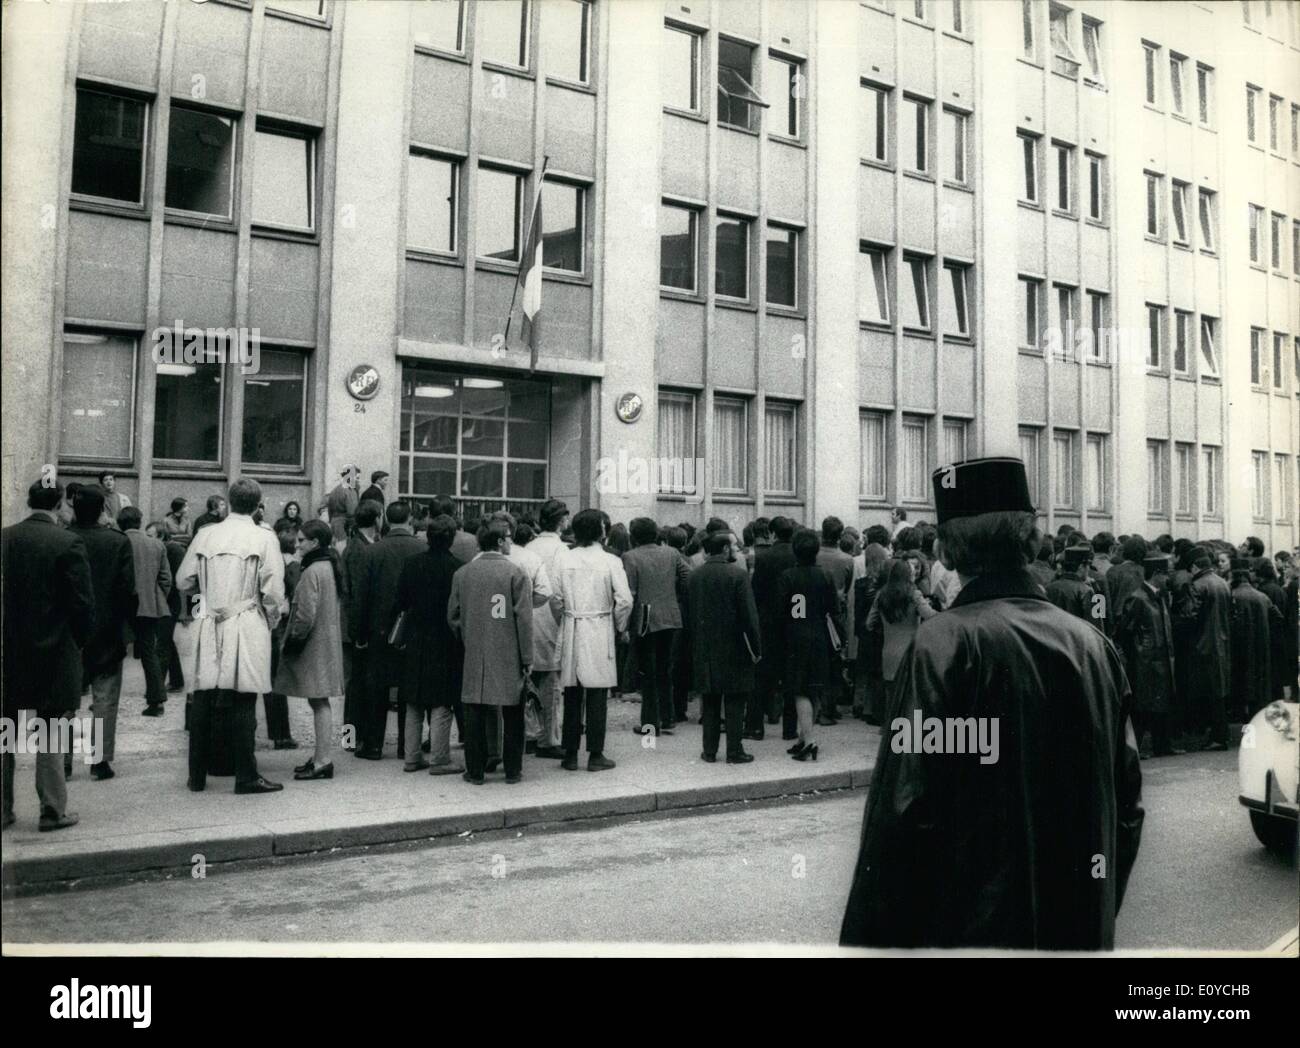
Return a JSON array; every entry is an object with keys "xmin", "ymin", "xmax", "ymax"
[{"xmin": 504, "ymin": 155, "xmax": 549, "ymax": 353}]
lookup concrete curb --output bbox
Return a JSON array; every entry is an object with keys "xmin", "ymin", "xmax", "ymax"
[{"xmin": 2, "ymin": 770, "xmax": 867, "ymax": 888}]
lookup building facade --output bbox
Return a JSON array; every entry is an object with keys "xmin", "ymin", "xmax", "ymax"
[{"xmin": 2, "ymin": 0, "xmax": 1297, "ymax": 546}]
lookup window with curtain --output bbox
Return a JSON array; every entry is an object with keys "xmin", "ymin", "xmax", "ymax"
[
  {"xmin": 942, "ymin": 418, "xmax": 967, "ymax": 465},
  {"xmin": 542, "ymin": 179, "xmax": 584, "ymax": 272},
  {"xmin": 715, "ymin": 214, "xmax": 750, "ymax": 299},
  {"xmin": 1173, "ymin": 310, "xmax": 1191, "ymax": 374},
  {"xmin": 1197, "ymin": 188, "xmax": 1216, "ymax": 251},
  {"xmin": 1201, "ymin": 446, "xmax": 1220, "ymax": 516},
  {"xmin": 713, "ymin": 397, "xmax": 748, "ymax": 494},
  {"xmin": 1086, "ymin": 433, "xmax": 1106, "ymax": 511},
  {"xmin": 901, "ymin": 415, "xmax": 929, "ymax": 501},
  {"xmin": 1251, "ymin": 450, "xmax": 1268, "ymax": 518},
  {"xmin": 1018, "ymin": 131, "xmax": 1039, "ymax": 203},
  {"xmin": 1146, "ymin": 304, "xmax": 1164, "ymax": 369},
  {"xmin": 860, "ymin": 411, "xmax": 888, "ymax": 499},
  {"xmin": 1250, "ymin": 327, "xmax": 1264, "ymax": 385},
  {"xmin": 764, "ymin": 402, "xmax": 797, "ymax": 496},
  {"xmin": 1275, "ymin": 455, "xmax": 1291, "ymax": 520},
  {"xmin": 1053, "ymin": 430, "xmax": 1075, "ymax": 509},
  {"xmin": 1020, "ymin": 427, "xmax": 1040, "ymax": 505},
  {"xmin": 1147, "ymin": 440, "xmax": 1167, "ymax": 515},
  {"xmin": 1175, "ymin": 443, "xmax": 1194, "ymax": 516},
  {"xmin": 903, "ymin": 95, "xmax": 929, "ymax": 173},
  {"xmin": 657, "ymin": 391, "xmax": 696, "ymax": 494},
  {"xmin": 1019, "ymin": 277, "xmax": 1041, "ymax": 350},
  {"xmin": 60, "ymin": 330, "xmax": 136, "ymax": 462},
  {"xmin": 251, "ymin": 124, "xmax": 315, "ymax": 231},
  {"xmin": 1086, "ymin": 290, "xmax": 1108, "ymax": 361}
]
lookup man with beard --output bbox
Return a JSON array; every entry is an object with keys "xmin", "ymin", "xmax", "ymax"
[{"xmin": 839, "ymin": 458, "xmax": 1143, "ymax": 950}]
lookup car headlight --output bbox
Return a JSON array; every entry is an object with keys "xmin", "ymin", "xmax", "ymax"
[{"xmin": 1263, "ymin": 702, "xmax": 1297, "ymax": 742}]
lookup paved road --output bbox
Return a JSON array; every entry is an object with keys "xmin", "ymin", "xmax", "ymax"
[{"xmin": 2, "ymin": 750, "xmax": 1294, "ymax": 950}]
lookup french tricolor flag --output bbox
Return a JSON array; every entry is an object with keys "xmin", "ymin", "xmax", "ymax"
[{"xmin": 513, "ymin": 157, "xmax": 548, "ymax": 372}]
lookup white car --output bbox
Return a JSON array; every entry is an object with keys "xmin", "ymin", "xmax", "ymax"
[{"xmin": 1238, "ymin": 699, "xmax": 1299, "ymax": 858}]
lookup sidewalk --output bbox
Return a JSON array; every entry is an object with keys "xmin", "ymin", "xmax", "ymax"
[{"xmin": 2, "ymin": 660, "xmax": 878, "ymax": 889}]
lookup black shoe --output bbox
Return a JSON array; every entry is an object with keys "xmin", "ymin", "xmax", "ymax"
[
  {"xmin": 727, "ymin": 752, "xmax": 755, "ymax": 764},
  {"xmin": 525, "ymin": 740, "xmax": 538, "ymax": 754},
  {"xmin": 235, "ymin": 776, "xmax": 284, "ymax": 794},
  {"xmin": 38, "ymin": 811, "xmax": 80, "ymax": 832},
  {"xmin": 485, "ymin": 758, "xmax": 501, "ymax": 773},
  {"xmin": 505, "ymin": 773, "xmax": 522, "ymax": 784},
  {"xmin": 535, "ymin": 745, "xmax": 566, "ymax": 759},
  {"xmin": 295, "ymin": 761, "xmax": 334, "ymax": 781},
  {"xmin": 90, "ymin": 761, "xmax": 115, "ymax": 781},
  {"xmin": 587, "ymin": 754, "xmax": 616, "ymax": 772},
  {"xmin": 560, "ymin": 757, "xmax": 579, "ymax": 771},
  {"xmin": 792, "ymin": 744, "xmax": 819, "ymax": 762},
  {"xmin": 658, "ymin": 727, "xmax": 675, "ymax": 736},
  {"xmin": 273, "ymin": 738, "xmax": 299, "ymax": 750},
  {"xmin": 700, "ymin": 752, "xmax": 717, "ymax": 763},
  {"xmin": 743, "ymin": 730, "xmax": 764, "ymax": 741},
  {"xmin": 403, "ymin": 759, "xmax": 431, "ymax": 773},
  {"xmin": 142, "ymin": 706, "xmax": 165, "ymax": 717},
  {"xmin": 782, "ymin": 731, "xmax": 798, "ymax": 741},
  {"xmin": 294, "ymin": 758, "xmax": 316, "ymax": 774},
  {"xmin": 787, "ymin": 741, "xmax": 807, "ymax": 755},
  {"xmin": 462, "ymin": 771, "xmax": 485, "ymax": 785},
  {"xmin": 354, "ymin": 747, "xmax": 382, "ymax": 760},
  {"xmin": 187, "ymin": 779, "xmax": 205, "ymax": 792}
]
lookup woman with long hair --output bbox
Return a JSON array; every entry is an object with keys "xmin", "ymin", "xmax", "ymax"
[
  {"xmin": 274, "ymin": 519, "xmax": 345, "ymax": 780},
  {"xmin": 864, "ymin": 557, "xmax": 937, "ymax": 716},
  {"xmin": 274, "ymin": 500, "xmax": 303, "ymax": 533}
]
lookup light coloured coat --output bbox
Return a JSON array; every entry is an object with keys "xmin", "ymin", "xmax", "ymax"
[
  {"xmin": 526, "ymin": 531, "xmax": 567, "ymax": 670},
  {"xmin": 175, "ymin": 513, "xmax": 285, "ymax": 694},
  {"xmin": 273, "ymin": 558, "xmax": 345, "ymax": 698},
  {"xmin": 448, "ymin": 551, "xmax": 533, "ymax": 705},
  {"xmin": 550, "ymin": 544, "xmax": 633, "ymax": 689}
]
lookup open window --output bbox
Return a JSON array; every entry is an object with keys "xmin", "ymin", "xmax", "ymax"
[{"xmin": 717, "ymin": 38, "xmax": 768, "ymax": 132}]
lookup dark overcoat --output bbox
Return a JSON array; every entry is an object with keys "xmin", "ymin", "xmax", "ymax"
[
  {"xmin": 1230, "ymin": 582, "xmax": 1276, "ymax": 717},
  {"xmin": 354, "ymin": 527, "xmax": 425, "ymax": 690},
  {"xmin": 1186, "ymin": 568, "xmax": 1232, "ymax": 704},
  {"xmin": 1114, "ymin": 583, "xmax": 1174, "ymax": 714},
  {"xmin": 395, "ymin": 548, "xmax": 465, "ymax": 710},
  {"xmin": 686, "ymin": 555, "xmax": 761, "ymax": 695},
  {"xmin": 840, "ymin": 570, "xmax": 1144, "ymax": 950},
  {"xmin": 751, "ymin": 540, "xmax": 797, "ymax": 650},
  {"xmin": 448, "ymin": 551, "xmax": 532, "ymax": 705},
  {"xmin": 775, "ymin": 563, "xmax": 843, "ymax": 697},
  {"xmin": 70, "ymin": 523, "xmax": 137, "ymax": 675},
  {"xmin": 1105, "ymin": 561, "xmax": 1146, "ymax": 637},
  {"xmin": 1045, "ymin": 572, "xmax": 1103, "ymax": 628},
  {"xmin": 2, "ymin": 515, "xmax": 95, "ymax": 719},
  {"xmin": 1258, "ymin": 580, "xmax": 1289, "ymax": 701}
]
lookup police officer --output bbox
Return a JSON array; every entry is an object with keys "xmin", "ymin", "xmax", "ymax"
[
  {"xmin": 840, "ymin": 457, "xmax": 1145, "ymax": 950},
  {"xmin": 1045, "ymin": 544, "xmax": 1103, "ymax": 627},
  {"xmin": 1115, "ymin": 553, "xmax": 1181, "ymax": 758}
]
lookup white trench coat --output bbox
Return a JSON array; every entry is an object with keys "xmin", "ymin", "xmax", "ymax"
[{"xmin": 550, "ymin": 544, "xmax": 632, "ymax": 689}]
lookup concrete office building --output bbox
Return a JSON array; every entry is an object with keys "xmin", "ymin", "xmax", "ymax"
[{"xmin": 2, "ymin": 0, "xmax": 1297, "ymax": 548}]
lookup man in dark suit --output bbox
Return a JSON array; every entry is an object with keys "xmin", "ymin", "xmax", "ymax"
[
  {"xmin": 341, "ymin": 499, "xmax": 383, "ymax": 751},
  {"xmin": 622, "ymin": 516, "xmax": 689, "ymax": 736},
  {"xmin": 119, "ymin": 506, "xmax": 172, "ymax": 716},
  {"xmin": 359, "ymin": 470, "xmax": 389, "ymax": 508},
  {"xmin": 2, "ymin": 479, "xmax": 95, "ymax": 831},
  {"xmin": 751, "ymin": 515, "xmax": 798, "ymax": 738},
  {"xmin": 353, "ymin": 500, "xmax": 426, "ymax": 759},
  {"xmin": 687, "ymin": 530, "xmax": 762, "ymax": 764},
  {"xmin": 69, "ymin": 486, "xmax": 137, "ymax": 780},
  {"xmin": 162, "ymin": 531, "xmax": 190, "ymax": 692}
]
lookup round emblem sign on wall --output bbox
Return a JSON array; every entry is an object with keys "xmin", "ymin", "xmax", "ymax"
[
  {"xmin": 615, "ymin": 392, "xmax": 643, "ymax": 424},
  {"xmin": 346, "ymin": 364, "xmax": 380, "ymax": 401}
]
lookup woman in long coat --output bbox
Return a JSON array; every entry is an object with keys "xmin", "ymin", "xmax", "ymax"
[
  {"xmin": 395, "ymin": 514, "xmax": 465, "ymax": 774},
  {"xmin": 274, "ymin": 520, "xmax": 345, "ymax": 780}
]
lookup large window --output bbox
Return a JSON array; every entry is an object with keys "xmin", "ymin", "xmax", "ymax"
[
  {"xmin": 901, "ymin": 254, "xmax": 930, "ymax": 331},
  {"xmin": 1082, "ymin": 17, "xmax": 1104, "ymax": 82},
  {"xmin": 942, "ymin": 418, "xmax": 967, "ymax": 466},
  {"xmin": 1251, "ymin": 450, "xmax": 1268, "ymax": 519},
  {"xmin": 1019, "ymin": 276, "xmax": 1042, "ymax": 351},
  {"xmin": 413, "ymin": 0, "xmax": 465, "ymax": 53},
  {"xmin": 1053, "ymin": 140, "xmax": 1074, "ymax": 213},
  {"xmin": 1018, "ymin": 131, "xmax": 1040, "ymax": 204},
  {"xmin": 1053, "ymin": 284, "xmax": 1077, "ymax": 361},
  {"xmin": 862, "ymin": 82, "xmax": 890, "ymax": 163},
  {"xmin": 1146, "ymin": 440, "xmax": 1167, "ymax": 515},
  {"xmin": 242, "ymin": 348, "xmax": 307, "ymax": 469},
  {"xmin": 944, "ymin": 107, "xmax": 968, "ymax": 185},
  {"xmin": 1273, "ymin": 331, "xmax": 1288, "ymax": 391},
  {"xmin": 1086, "ymin": 290, "xmax": 1109, "ymax": 362},
  {"xmin": 1269, "ymin": 94, "xmax": 1282, "ymax": 151},
  {"xmin": 1173, "ymin": 310, "xmax": 1192, "ymax": 375},
  {"xmin": 1197, "ymin": 188, "xmax": 1217, "ymax": 252},
  {"xmin": 903, "ymin": 95, "xmax": 930, "ymax": 174},
  {"xmin": 1249, "ymin": 203, "xmax": 1264, "ymax": 263},
  {"xmin": 1175, "ymin": 442, "xmax": 1195, "ymax": 516},
  {"xmin": 1169, "ymin": 53, "xmax": 1187, "ymax": 117},
  {"xmin": 1019, "ymin": 426, "xmax": 1040, "ymax": 506},
  {"xmin": 154, "ymin": 345, "xmax": 224, "ymax": 464},
  {"xmin": 713, "ymin": 396, "xmax": 748, "ymax": 494},
  {"xmin": 663, "ymin": 23, "xmax": 700, "ymax": 113},
  {"xmin": 766, "ymin": 224, "xmax": 799, "ymax": 308},
  {"xmin": 1049, "ymin": 3, "xmax": 1078, "ymax": 77},
  {"xmin": 540, "ymin": 0, "xmax": 590, "ymax": 84},
  {"xmin": 1249, "ymin": 327, "xmax": 1263, "ymax": 386},
  {"xmin": 1022, "ymin": 0, "xmax": 1038, "ymax": 61},
  {"xmin": 1146, "ymin": 304, "xmax": 1165, "ymax": 370},
  {"xmin": 715, "ymin": 214, "xmax": 750, "ymax": 300},
  {"xmin": 1086, "ymin": 152, "xmax": 1105, "ymax": 221},
  {"xmin": 1085, "ymin": 434, "xmax": 1107, "ymax": 511},
  {"xmin": 1275, "ymin": 454, "xmax": 1292, "ymax": 521},
  {"xmin": 657, "ymin": 390, "xmax": 697, "ymax": 495},
  {"xmin": 166, "ymin": 105, "xmax": 237, "ymax": 219},
  {"xmin": 717, "ymin": 37, "xmax": 765, "ymax": 132},
  {"xmin": 901, "ymin": 415, "xmax": 930, "ymax": 502},
  {"xmin": 860, "ymin": 410, "xmax": 888, "ymax": 499},
  {"xmin": 858, "ymin": 245, "xmax": 890, "ymax": 325},
  {"xmin": 71, "ymin": 88, "xmax": 148, "ymax": 205},
  {"xmin": 941, "ymin": 263, "xmax": 970, "ymax": 339},
  {"xmin": 251, "ymin": 123, "xmax": 314, "ymax": 231},
  {"xmin": 660, "ymin": 203, "xmax": 698, "ymax": 292},
  {"xmin": 479, "ymin": 0, "xmax": 530, "ymax": 69},
  {"xmin": 767, "ymin": 52, "xmax": 802, "ymax": 138},
  {"xmin": 59, "ymin": 330, "xmax": 136, "ymax": 462},
  {"xmin": 1144, "ymin": 171, "xmax": 1164, "ymax": 238},
  {"xmin": 1196, "ymin": 63, "xmax": 1214, "ymax": 126},
  {"xmin": 1199, "ymin": 315, "xmax": 1219, "ymax": 377},
  {"xmin": 476, "ymin": 166, "xmax": 522, "ymax": 262},
  {"xmin": 400, "ymin": 370, "xmax": 549, "ymax": 504},
  {"xmin": 1247, "ymin": 85, "xmax": 1261, "ymax": 142},
  {"xmin": 1171, "ymin": 180, "xmax": 1190, "ymax": 246},
  {"xmin": 764, "ymin": 401, "xmax": 797, "ymax": 496},
  {"xmin": 1201, "ymin": 445, "xmax": 1220, "ymax": 517},
  {"xmin": 1053, "ymin": 430, "xmax": 1075, "ymax": 509},
  {"xmin": 542, "ymin": 178, "xmax": 584, "ymax": 272},
  {"xmin": 1143, "ymin": 42, "xmax": 1159, "ymax": 106},
  {"xmin": 1270, "ymin": 211, "xmax": 1285, "ymax": 270},
  {"xmin": 407, "ymin": 152, "xmax": 459, "ymax": 253}
]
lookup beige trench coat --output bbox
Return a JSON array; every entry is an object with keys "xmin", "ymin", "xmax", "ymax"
[
  {"xmin": 175, "ymin": 513, "xmax": 285, "ymax": 694},
  {"xmin": 523, "ymin": 531, "xmax": 565, "ymax": 671},
  {"xmin": 550, "ymin": 544, "xmax": 632, "ymax": 689}
]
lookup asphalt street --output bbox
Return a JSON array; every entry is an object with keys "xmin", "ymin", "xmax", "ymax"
[{"xmin": 2, "ymin": 749, "xmax": 1294, "ymax": 950}]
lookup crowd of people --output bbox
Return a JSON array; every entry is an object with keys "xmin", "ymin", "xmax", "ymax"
[{"xmin": 3, "ymin": 461, "xmax": 1297, "ymax": 833}]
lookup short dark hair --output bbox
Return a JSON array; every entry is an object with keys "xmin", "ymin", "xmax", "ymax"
[
  {"xmin": 703, "ymin": 531, "xmax": 732, "ymax": 556},
  {"xmin": 1242, "ymin": 535, "xmax": 1265, "ymax": 558},
  {"xmin": 630, "ymin": 517, "xmax": 659, "ymax": 546},
  {"xmin": 893, "ymin": 525, "xmax": 921, "ymax": 553},
  {"xmin": 354, "ymin": 499, "xmax": 383, "ymax": 529},
  {"xmin": 427, "ymin": 514, "xmax": 457, "ymax": 551},
  {"xmin": 477, "ymin": 519, "xmax": 511, "ymax": 552},
  {"xmin": 894, "ymin": 507, "xmax": 908, "ymax": 521},
  {"xmin": 229, "ymin": 479, "xmax": 261, "ymax": 514},
  {"xmin": 513, "ymin": 521, "xmax": 535, "ymax": 546},
  {"xmin": 865, "ymin": 524, "xmax": 891, "ymax": 548},
  {"xmin": 821, "ymin": 515, "xmax": 844, "ymax": 545},
  {"xmin": 28, "ymin": 478, "xmax": 63, "ymax": 512},
  {"xmin": 539, "ymin": 498, "xmax": 569, "ymax": 533},
  {"xmin": 771, "ymin": 516, "xmax": 795, "ymax": 542},
  {"xmin": 385, "ymin": 500, "xmax": 411, "ymax": 526},
  {"xmin": 97, "ymin": 470, "xmax": 115, "ymax": 483},
  {"xmin": 752, "ymin": 517, "xmax": 771, "ymax": 541},
  {"xmin": 117, "ymin": 506, "xmax": 143, "ymax": 531},
  {"xmin": 170, "ymin": 497, "xmax": 188, "ymax": 514},
  {"xmin": 370, "ymin": 470, "xmax": 389, "ymax": 484},
  {"xmin": 1255, "ymin": 559, "xmax": 1278, "ymax": 583},
  {"xmin": 663, "ymin": 526, "xmax": 686, "ymax": 550},
  {"xmin": 300, "ymin": 519, "xmax": 333, "ymax": 549},
  {"xmin": 1154, "ymin": 533, "xmax": 1174, "ymax": 554},
  {"xmin": 1189, "ymin": 545, "xmax": 1214, "ymax": 571},
  {"xmin": 792, "ymin": 528, "xmax": 820, "ymax": 566},
  {"xmin": 431, "ymin": 495, "xmax": 458, "ymax": 520},
  {"xmin": 571, "ymin": 508, "xmax": 605, "ymax": 546},
  {"xmin": 1091, "ymin": 531, "xmax": 1115, "ymax": 554},
  {"xmin": 207, "ymin": 494, "xmax": 226, "ymax": 513},
  {"xmin": 1121, "ymin": 536, "xmax": 1148, "ymax": 563},
  {"xmin": 742, "ymin": 523, "xmax": 755, "ymax": 548},
  {"xmin": 72, "ymin": 484, "xmax": 105, "ymax": 525},
  {"xmin": 937, "ymin": 511, "xmax": 1041, "ymax": 577},
  {"xmin": 705, "ymin": 516, "xmax": 728, "ymax": 534}
]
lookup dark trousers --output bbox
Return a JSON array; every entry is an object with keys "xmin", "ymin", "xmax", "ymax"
[
  {"xmin": 782, "ymin": 691, "xmax": 798, "ymax": 738},
  {"xmin": 164, "ymin": 614, "xmax": 184, "ymax": 689},
  {"xmin": 563, "ymin": 686, "xmax": 608, "ymax": 757},
  {"xmin": 362, "ymin": 644, "xmax": 395, "ymax": 753},
  {"xmin": 263, "ymin": 693, "xmax": 292, "ymax": 742},
  {"xmin": 188, "ymin": 689, "xmax": 260, "ymax": 788},
  {"xmin": 702, "ymin": 692, "xmax": 747, "ymax": 758},
  {"xmin": 1200, "ymin": 692, "xmax": 1229, "ymax": 747},
  {"xmin": 671, "ymin": 631, "xmax": 692, "ymax": 720},
  {"xmin": 464, "ymin": 703, "xmax": 523, "ymax": 778},
  {"xmin": 637, "ymin": 629, "xmax": 677, "ymax": 730},
  {"xmin": 1136, "ymin": 711, "xmax": 1173, "ymax": 754},
  {"xmin": 134, "ymin": 616, "xmax": 166, "ymax": 708},
  {"xmin": 756, "ymin": 644, "xmax": 782, "ymax": 723}
]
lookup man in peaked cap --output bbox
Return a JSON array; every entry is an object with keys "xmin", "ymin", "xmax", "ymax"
[
  {"xmin": 1045, "ymin": 544, "xmax": 1104, "ymax": 627},
  {"xmin": 840, "ymin": 457, "xmax": 1144, "ymax": 950},
  {"xmin": 1114, "ymin": 553, "xmax": 1182, "ymax": 759}
]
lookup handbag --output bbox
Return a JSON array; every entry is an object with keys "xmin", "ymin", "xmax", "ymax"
[{"xmin": 387, "ymin": 610, "xmax": 409, "ymax": 650}]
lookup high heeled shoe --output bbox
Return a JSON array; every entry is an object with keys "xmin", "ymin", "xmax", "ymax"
[
  {"xmin": 787, "ymin": 741, "xmax": 807, "ymax": 755},
  {"xmin": 792, "ymin": 744, "xmax": 818, "ymax": 762},
  {"xmin": 294, "ymin": 761, "xmax": 334, "ymax": 780}
]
